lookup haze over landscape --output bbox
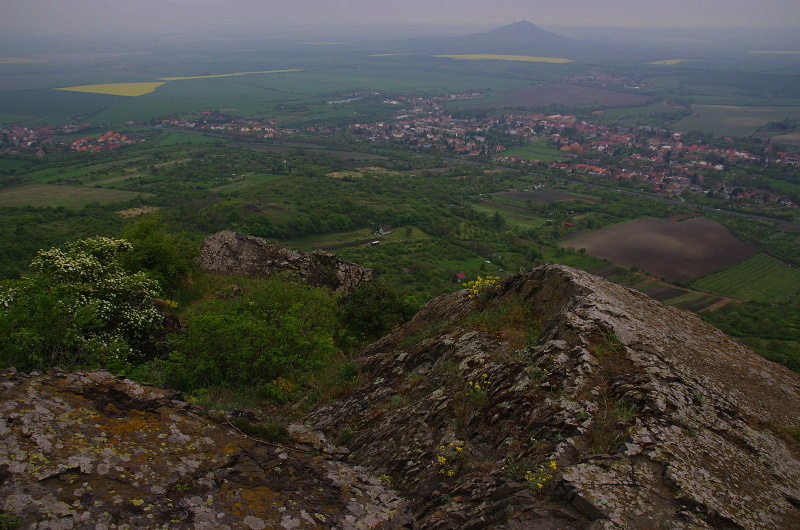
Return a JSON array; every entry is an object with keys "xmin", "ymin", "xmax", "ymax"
[
  {"xmin": 1, "ymin": 0, "xmax": 800, "ymax": 527},
  {"xmin": 3, "ymin": 0, "xmax": 800, "ymax": 33}
]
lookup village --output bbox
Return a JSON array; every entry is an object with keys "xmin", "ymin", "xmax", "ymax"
[
  {"xmin": 0, "ymin": 123, "xmax": 137, "ymax": 156},
  {"xmin": 2, "ymin": 91, "xmax": 798, "ymax": 210},
  {"xmin": 162, "ymin": 95, "xmax": 799, "ymax": 210}
]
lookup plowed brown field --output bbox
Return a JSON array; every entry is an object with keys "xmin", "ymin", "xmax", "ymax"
[{"xmin": 562, "ymin": 217, "xmax": 756, "ymax": 281}]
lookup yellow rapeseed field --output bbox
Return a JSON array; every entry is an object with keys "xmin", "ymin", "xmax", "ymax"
[
  {"xmin": 158, "ymin": 69, "xmax": 303, "ymax": 81},
  {"xmin": 434, "ymin": 54, "xmax": 573, "ymax": 64},
  {"xmin": 0, "ymin": 58, "xmax": 47, "ymax": 64},
  {"xmin": 648, "ymin": 59, "xmax": 695, "ymax": 65},
  {"xmin": 56, "ymin": 82, "xmax": 166, "ymax": 97},
  {"xmin": 748, "ymin": 50, "xmax": 800, "ymax": 55}
]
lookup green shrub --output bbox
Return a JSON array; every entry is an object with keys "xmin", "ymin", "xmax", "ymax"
[
  {"xmin": 340, "ymin": 277, "xmax": 420, "ymax": 340},
  {"xmin": 0, "ymin": 237, "xmax": 161, "ymax": 372},
  {"xmin": 119, "ymin": 215, "xmax": 198, "ymax": 293},
  {"xmin": 164, "ymin": 275, "xmax": 339, "ymax": 390}
]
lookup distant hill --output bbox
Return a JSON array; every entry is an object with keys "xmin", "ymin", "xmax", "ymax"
[
  {"xmin": 381, "ymin": 20, "xmax": 613, "ymax": 60},
  {"xmin": 467, "ymin": 20, "xmax": 580, "ymax": 52}
]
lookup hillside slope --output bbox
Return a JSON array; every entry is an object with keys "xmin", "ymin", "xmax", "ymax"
[
  {"xmin": 307, "ymin": 264, "xmax": 800, "ymax": 528},
  {"xmin": 2, "ymin": 264, "xmax": 798, "ymax": 528}
]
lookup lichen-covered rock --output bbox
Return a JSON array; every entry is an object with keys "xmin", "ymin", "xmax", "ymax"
[
  {"xmin": 4, "ymin": 264, "xmax": 799, "ymax": 528},
  {"xmin": 0, "ymin": 369, "xmax": 412, "ymax": 528},
  {"xmin": 305, "ymin": 264, "xmax": 800, "ymax": 528},
  {"xmin": 198, "ymin": 230, "xmax": 373, "ymax": 293}
]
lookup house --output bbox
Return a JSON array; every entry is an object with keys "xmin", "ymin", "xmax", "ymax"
[
  {"xmin": 377, "ymin": 225, "xmax": 392, "ymax": 236},
  {"xmin": 453, "ymin": 271, "xmax": 467, "ymax": 283}
]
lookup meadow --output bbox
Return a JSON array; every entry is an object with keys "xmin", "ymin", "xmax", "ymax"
[
  {"xmin": 0, "ymin": 183, "xmax": 151, "ymax": 208},
  {"xmin": 648, "ymin": 60, "xmax": 696, "ymax": 65},
  {"xmin": 493, "ymin": 190, "xmax": 599, "ymax": 205},
  {"xmin": 434, "ymin": 54, "xmax": 574, "ymax": 64},
  {"xmin": 459, "ymin": 84, "xmax": 653, "ymax": 110},
  {"xmin": 471, "ymin": 201, "xmax": 549, "ymax": 231},
  {"xmin": 499, "ymin": 142, "xmax": 566, "ymax": 162},
  {"xmin": 690, "ymin": 253, "xmax": 800, "ymax": 304},
  {"xmin": 675, "ymin": 105, "xmax": 800, "ymax": 137}
]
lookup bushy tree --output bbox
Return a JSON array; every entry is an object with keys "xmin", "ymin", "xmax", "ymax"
[
  {"xmin": 340, "ymin": 277, "xmax": 421, "ymax": 340},
  {"xmin": 0, "ymin": 237, "xmax": 162, "ymax": 371},
  {"xmin": 164, "ymin": 275, "xmax": 339, "ymax": 390},
  {"xmin": 120, "ymin": 215, "xmax": 197, "ymax": 291}
]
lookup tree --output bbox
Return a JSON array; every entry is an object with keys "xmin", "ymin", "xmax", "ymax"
[
  {"xmin": 0, "ymin": 237, "xmax": 162, "ymax": 372},
  {"xmin": 164, "ymin": 275, "xmax": 339, "ymax": 390},
  {"xmin": 120, "ymin": 215, "xmax": 197, "ymax": 292},
  {"xmin": 340, "ymin": 277, "xmax": 421, "ymax": 340}
]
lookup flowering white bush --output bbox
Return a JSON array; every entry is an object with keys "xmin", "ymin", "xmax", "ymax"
[{"xmin": 0, "ymin": 237, "xmax": 162, "ymax": 371}]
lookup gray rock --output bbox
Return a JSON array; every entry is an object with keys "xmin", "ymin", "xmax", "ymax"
[
  {"xmin": 0, "ymin": 369, "xmax": 411, "ymax": 528},
  {"xmin": 198, "ymin": 230, "xmax": 372, "ymax": 293},
  {"xmin": 306, "ymin": 264, "xmax": 800, "ymax": 528}
]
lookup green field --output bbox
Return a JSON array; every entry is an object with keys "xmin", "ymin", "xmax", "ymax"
[
  {"xmin": 675, "ymin": 105, "xmax": 800, "ymax": 137},
  {"xmin": 691, "ymin": 253, "xmax": 800, "ymax": 303},
  {"xmin": 471, "ymin": 201, "xmax": 549, "ymax": 231},
  {"xmin": 78, "ymin": 67, "xmax": 538, "ymax": 125},
  {"xmin": 0, "ymin": 184, "xmax": 152, "ymax": 208},
  {"xmin": 213, "ymin": 173, "xmax": 286, "ymax": 192},
  {"xmin": 501, "ymin": 141, "xmax": 565, "ymax": 162},
  {"xmin": 0, "ymin": 159, "xmax": 30, "ymax": 172},
  {"xmin": 155, "ymin": 131, "xmax": 226, "ymax": 146}
]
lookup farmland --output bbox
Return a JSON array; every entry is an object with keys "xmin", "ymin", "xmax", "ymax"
[
  {"xmin": 434, "ymin": 54, "xmax": 574, "ymax": 64},
  {"xmin": 648, "ymin": 60, "xmax": 696, "ymax": 65},
  {"xmin": 0, "ymin": 58, "xmax": 46, "ymax": 64},
  {"xmin": 499, "ymin": 142, "xmax": 565, "ymax": 162},
  {"xmin": 459, "ymin": 84, "xmax": 653, "ymax": 110},
  {"xmin": 493, "ymin": 190, "xmax": 598, "ymax": 205},
  {"xmin": 471, "ymin": 201, "xmax": 550, "ymax": 231},
  {"xmin": 157, "ymin": 69, "xmax": 304, "ymax": 81},
  {"xmin": 675, "ymin": 105, "xmax": 800, "ymax": 137},
  {"xmin": 0, "ymin": 183, "xmax": 151, "ymax": 208},
  {"xmin": 56, "ymin": 82, "xmax": 166, "ymax": 97},
  {"xmin": 690, "ymin": 253, "xmax": 800, "ymax": 303},
  {"xmin": 562, "ymin": 217, "xmax": 757, "ymax": 281},
  {"xmin": 0, "ymin": 23, "xmax": 798, "ymax": 365}
]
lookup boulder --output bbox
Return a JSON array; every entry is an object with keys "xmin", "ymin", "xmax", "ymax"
[
  {"xmin": 306, "ymin": 264, "xmax": 800, "ymax": 528},
  {"xmin": 198, "ymin": 230, "xmax": 373, "ymax": 294},
  {"xmin": 0, "ymin": 369, "xmax": 411, "ymax": 529}
]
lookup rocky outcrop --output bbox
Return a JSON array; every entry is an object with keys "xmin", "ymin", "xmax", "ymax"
[
  {"xmin": 4, "ymin": 264, "xmax": 799, "ymax": 528},
  {"xmin": 198, "ymin": 230, "xmax": 373, "ymax": 293},
  {"xmin": 306, "ymin": 264, "xmax": 800, "ymax": 528},
  {"xmin": 0, "ymin": 369, "xmax": 411, "ymax": 529}
]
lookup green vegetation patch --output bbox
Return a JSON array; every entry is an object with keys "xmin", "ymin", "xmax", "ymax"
[
  {"xmin": 155, "ymin": 131, "xmax": 227, "ymax": 146},
  {"xmin": 493, "ymin": 190, "xmax": 598, "ymax": 205},
  {"xmin": 471, "ymin": 202, "xmax": 549, "ymax": 231},
  {"xmin": 691, "ymin": 253, "xmax": 800, "ymax": 303},
  {"xmin": 500, "ymin": 142, "xmax": 566, "ymax": 162},
  {"xmin": 675, "ymin": 105, "xmax": 800, "ymax": 138},
  {"xmin": 0, "ymin": 184, "xmax": 153, "ymax": 208},
  {"xmin": 0, "ymin": 159, "xmax": 30, "ymax": 172}
]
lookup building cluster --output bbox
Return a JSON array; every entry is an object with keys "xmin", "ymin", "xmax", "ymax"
[
  {"xmin": 0, "ymin": 123, "xmax": 91, "ymax": 156},
  {"xmin": 0, "ymin": 124, "xmax": 138, "ymax": 156},
  {"xmin": 3, "ymin": 88, "xmax": 797, "ymax": 209},
  {"xmin": 69, "ymin": 131, "xmax": 135, "ymax": 152},
  {"xmin": 166, "ymin": 102, "xmax": 799, "ymax": 208}
]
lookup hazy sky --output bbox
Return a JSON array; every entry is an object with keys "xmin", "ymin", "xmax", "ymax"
[{"xmin": 2, "ymin": 0, "xmax": 800, "ymax": 33}]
